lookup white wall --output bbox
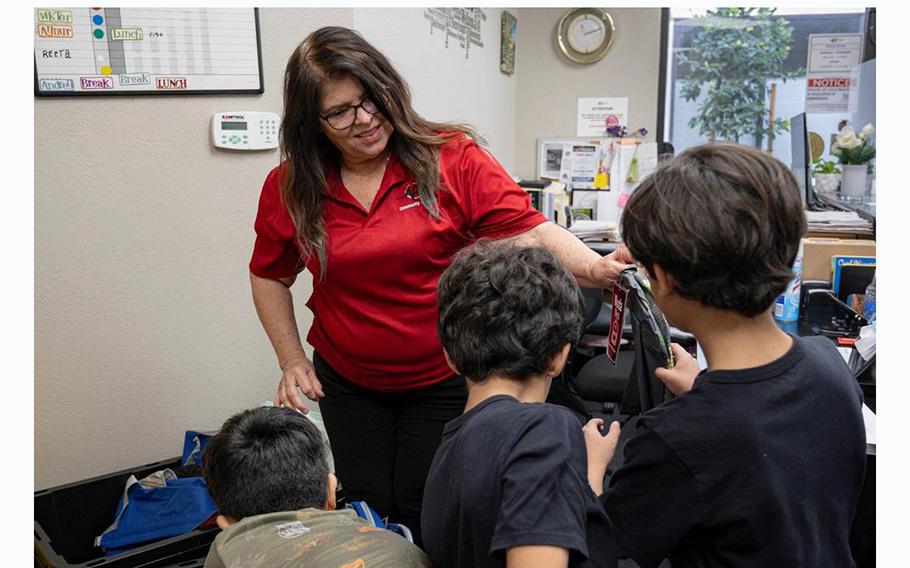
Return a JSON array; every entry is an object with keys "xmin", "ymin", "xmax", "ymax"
[
  {"xmin": 34, "ymin": 8, "xmax": 352, "ymax": 489},
  {"xmin": 354, "ymin": 8, "xmax": 518, "ymax": 172},
  {"xmin": 513, "ymin": 8, "xmax": 662, "ymax": 179},
  {"xmin": 34, "ymin": 7, "xmax": 664, "ymax": 489}
]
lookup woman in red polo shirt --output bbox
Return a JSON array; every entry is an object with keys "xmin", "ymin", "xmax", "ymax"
[{"xmin": 250, "ymin": 27, "xmax": 632, "ymax": 544}]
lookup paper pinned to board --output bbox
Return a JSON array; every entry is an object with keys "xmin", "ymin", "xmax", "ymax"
[
  {"xmin": 569, "ymin": 144, "xmax": 600, "ymax": 189},
  {"xmin": 597, "ymin": 142, "xmax": 658, "ymax": 226},
  {"xmin": 577, "ymin": 97, "xmax": 628, "ymax": 137},
  {"xmin": 539, "ymin": 141, "xmax": 573, "ymax": 181}
]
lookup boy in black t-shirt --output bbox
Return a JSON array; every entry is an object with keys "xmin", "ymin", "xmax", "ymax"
[
  {"xmin": 422, "ymin": 242, "xmax": 620, "ymax": 568},
  {"xmin": 585, "ymin": 143, "xmax": 866, "ymax": 567}
]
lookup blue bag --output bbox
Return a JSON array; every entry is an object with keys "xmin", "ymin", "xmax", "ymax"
[
  {"xmin": 344, "ymin": 500, "xmax": 414, "ymax": 543},
  {"xmin": 96, "ymin": 469, "xmax": 217, "ymax": 554}
]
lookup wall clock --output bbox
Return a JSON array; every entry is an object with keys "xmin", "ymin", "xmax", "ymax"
[{"xmin": 556, "ymin": 8, "xmax": 615, "ymax": 65}]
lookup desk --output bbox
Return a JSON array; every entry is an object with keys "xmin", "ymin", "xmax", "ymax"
[
  {"xmin": 776, "ymin": 317, "xmax": 875, "ymax": 455},
  {"xmin": 584, "ymin": 242, "xmax": 876, "ymax": 452},
  {"xmin": 585, "ymin": 241, "xmax": 875, "ymax": 564}
]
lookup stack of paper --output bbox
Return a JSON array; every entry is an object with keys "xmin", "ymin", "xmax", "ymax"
[
  {"xmin": 805, "ymin": 211, "xmax": 873, "ymax": 235},
  {"xmin": 855, "ymin": 323, "xmax": 876, "ymax": 361},
  {"xmin": 569, "ymin": 220, "xmax": 619, "ymax": 242}
]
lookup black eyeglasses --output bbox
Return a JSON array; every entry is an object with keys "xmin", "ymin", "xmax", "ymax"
[{"xmin": 320, "ymin": 96, "xmax": 379, "ymax": 130}]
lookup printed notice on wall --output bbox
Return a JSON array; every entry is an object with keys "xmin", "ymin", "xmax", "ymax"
[
  {"xmin": 577, "ymin": 97, "xmax": 628, "ymax": 137},
  {"xmin": 804, "ymin": 33, "xmax": 863, "ymax": 114}
]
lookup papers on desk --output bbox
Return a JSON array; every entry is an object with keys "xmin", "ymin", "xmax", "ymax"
[
  {"xmin": 805, "ymin": 210, "xmax": 870, "ymax": 225},
  {"xmin": 569, "ymin": 220, "xmax": 619, "ymax": 242},
  {"xmin": 862, "ymin": 403, "xmax": 876, "ymax": 454},
  {"xmin": 854, "ymin": 323, "xmax": 876, "ymax": 361},
  {"xmin": 805, "ymin": 210, "xmax": 873, "ymax": 235},
  {"xmin": 836, "ymin": 346, "xmax": 853, "ymax": 363}
]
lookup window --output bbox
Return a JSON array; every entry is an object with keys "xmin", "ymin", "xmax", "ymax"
[{"xmin": 658, "ymin": 7, "xmax": 867, "ymax": 168}]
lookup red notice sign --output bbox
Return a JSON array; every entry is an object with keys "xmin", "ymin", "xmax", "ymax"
[
  {"xmin": 807, "ymin": 77, "xmax": 851, "ymax": 88},
  {"xmin": 607, "ymin": 282, "xmax": 628, "ymax": 364}
]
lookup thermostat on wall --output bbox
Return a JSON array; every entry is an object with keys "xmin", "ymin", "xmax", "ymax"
[{"xmin": 212, "ymin": 111, "xmax": 279, "ymax": 151}]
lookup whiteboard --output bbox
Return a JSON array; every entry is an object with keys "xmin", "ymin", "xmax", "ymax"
[{"xmin": 34, "ymin": 7, "xmax": 263, "ymax": 96}]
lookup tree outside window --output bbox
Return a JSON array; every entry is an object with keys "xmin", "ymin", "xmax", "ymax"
[
  {"xmin": 678, "ymin": 8, "xmax": 800, "ymax": 149},
  {"xmin": 664, "ymin": 7, "xmax": 866, "ymax": 166}
]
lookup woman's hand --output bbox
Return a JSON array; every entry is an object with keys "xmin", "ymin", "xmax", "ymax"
[
  {"xmin": 608, "ymin": 243, "xmax": 635, "ymax": 265},
  {"xmin": 654, "ymin": 344, "xmax": 701, "ymax": 396},
  {"xmin": 274, "ymin": 354, "xmax": 325, "ymax": 413},
  {"xmin": 587, "ymin": 244, "xmax": 636, "ymax": 287},
  {"xmin": 583, "ymin": 418, "xmax": 621, "ymax": 496}
]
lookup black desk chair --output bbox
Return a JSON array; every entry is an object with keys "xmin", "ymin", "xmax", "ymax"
[
  {"xmin": 572, "ymin": 300, "xmax": 638, "ymax": 417},
  {"xmin": 552, "ymin": 271, "xmax": 696, "ymax": 423},
  {"xmin": 546, "ymin": 287, "xmax": 611, "ymax": 421}
]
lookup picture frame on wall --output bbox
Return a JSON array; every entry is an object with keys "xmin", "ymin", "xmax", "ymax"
[{"xmin": 500, "ymin": 10, "xmax": 517, "ymax": 75}]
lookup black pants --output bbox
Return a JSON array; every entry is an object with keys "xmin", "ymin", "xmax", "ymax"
[{"xmin": 314, "ymin": 352, "xmax": 467, "ymax": 547}]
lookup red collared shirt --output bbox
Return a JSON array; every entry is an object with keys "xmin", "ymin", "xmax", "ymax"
[{"xmin": 250, "ymin": 134, "xmax": 548, "ymax": 391}]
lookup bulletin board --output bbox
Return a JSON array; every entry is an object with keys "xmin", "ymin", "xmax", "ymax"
[
  {"xmin": 537, "ymin": 137, "xmax": 603, "ymax": 188},
  {"xmin": 34, "ymin": 7, "xmax": 263, "ymax": 96}
]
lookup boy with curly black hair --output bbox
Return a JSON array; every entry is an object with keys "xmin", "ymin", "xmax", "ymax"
[{"xmin": 422, "ymin": 241, "xmax": 619, "ymax": 568}]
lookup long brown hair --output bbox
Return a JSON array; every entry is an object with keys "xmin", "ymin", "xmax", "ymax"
[{"xmin": 280, "ymin": 26, "xmax": 482, "ymax": 273}]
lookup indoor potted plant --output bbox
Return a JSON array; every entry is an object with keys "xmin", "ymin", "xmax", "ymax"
[
  {"xmin": 832, "ymin": 123, "xmax": 875, "ymax": 201},
  {"xmin": 811, "ymin": 158, "xmax": 841, "ymax": 195}
]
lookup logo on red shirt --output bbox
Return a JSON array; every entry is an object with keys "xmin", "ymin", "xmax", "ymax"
[{"xmin": 404, "ymin": 184, "xmax": 420, "ymax": 201}]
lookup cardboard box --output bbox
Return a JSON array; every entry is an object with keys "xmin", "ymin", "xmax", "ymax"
[{"xmin": 801, "ymin": 238, "xmax": 876, "ymax": 282}]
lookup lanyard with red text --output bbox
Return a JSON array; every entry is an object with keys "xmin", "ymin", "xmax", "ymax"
[{"xmin": 607, "ymin": 282, "xmax": 628, "ymax": 364}]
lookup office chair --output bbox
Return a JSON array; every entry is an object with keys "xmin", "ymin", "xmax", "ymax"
[
  {"xmin": 547, "ymin": 287, "xmax": 610, "ymax": 421},
  {"xmin": 553, "ymin": 271, "xmax": 696, "ymax": 424}
]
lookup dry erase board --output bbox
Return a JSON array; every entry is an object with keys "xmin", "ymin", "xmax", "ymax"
[{"xmin": 34, "ymin": 7, "xmax": 263, "ymax": 96}]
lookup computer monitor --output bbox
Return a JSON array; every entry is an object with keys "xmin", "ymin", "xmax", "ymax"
[{"xmin": 790, "ymin": 112, "xmax": 817, "ymax": 208}]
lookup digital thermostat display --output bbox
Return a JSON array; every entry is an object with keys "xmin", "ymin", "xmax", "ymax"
[{"xmin": 211, "ymin": 111, "xmax": 279, "ymax": 151}]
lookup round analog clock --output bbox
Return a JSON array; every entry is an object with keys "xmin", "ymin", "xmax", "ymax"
[{"xmin": 556, "ymin": 8, "xmax": 615, "ymax": 65}]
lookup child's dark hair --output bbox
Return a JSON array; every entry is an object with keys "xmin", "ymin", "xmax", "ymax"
[
  {"xmin": 438, "ymin": 241, "xmax": 583, "ymax": 381},
  {"xmin": 621, "ymin": 143, "xmax": 807, "ymax": 317},
  {"xmin": 203, "ymin": 407, "xmax": 329, "ymax": 520}
]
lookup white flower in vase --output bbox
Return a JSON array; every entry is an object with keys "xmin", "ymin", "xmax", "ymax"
[{"xmin": 835, "ymin": 127, "xmax": 862, "ymax": 149}]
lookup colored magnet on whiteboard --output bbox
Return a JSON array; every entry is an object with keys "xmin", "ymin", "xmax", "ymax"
[
  {"xmin": 93, "ymin": 29, "xmax": 104, "ymax": 39},
  {"xmin": 93, "ymin": 15, "xmax": 104, "ymax": 24}
]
